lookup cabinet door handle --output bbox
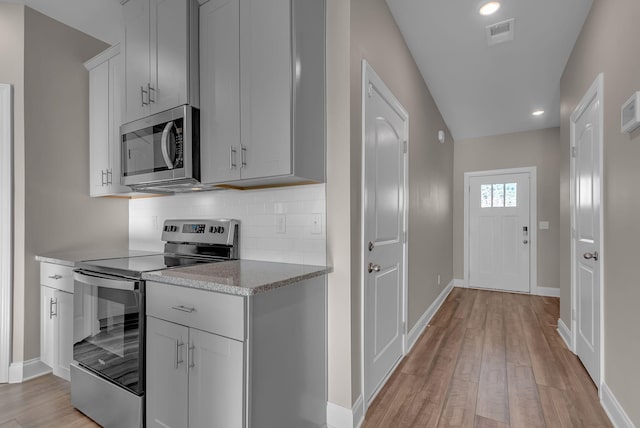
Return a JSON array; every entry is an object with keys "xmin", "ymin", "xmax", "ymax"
[
  {"xmin": 241, "ymin": 145, "xmax": 247, "ymax": 168},
  {"xmin": 107, "ymin": 169, "xmax": 113, "ymax": 185},
  {"xmin": 48, "ymin": 275, "xmax": 62, "ymax": 280},
  {"xmin": 171, "ymin": 305, "xmax": 195, "ymax": 313},
  {"xmin": 141, "ymin": 85, "xmax": 149, "ymax": 106},
  {"xmin": 101, "ymin": 170, "xmax": 107, "ymax": 186},
  {"xmin": 230, "ymin": 147, "xmax": 237, "ymax": 169},
  {"xmin": 175, "ymin": 340, "xmax": 184, "ymax": 369},
  {"xmin": 147, "ymin": 83, "xmax": 155, "ymax": 103},
  {"xmin": 188, "ymin": 344, "xmax": 195, "ymax": 369},
  {"xmin": 49, "ymin": 298, "xmax": 57, "ymax": 319}
]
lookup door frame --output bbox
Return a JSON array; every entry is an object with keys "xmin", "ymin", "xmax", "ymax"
[
  {"xmin": 360, "ymin": 60, "xmax": 409, "ymax": 410},
  {"xmin": 0, "ymin": 83, "xmax": 13, "ymax": 383},
  {"xmin": 569, "ymin": 73, "xmax": 604, "ymax": 391},
  {"xmin": 463, "ymin": 167, "xmax": 538, "ymax": 293}
]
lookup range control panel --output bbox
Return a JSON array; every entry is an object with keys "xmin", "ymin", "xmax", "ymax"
[{"xmin": 161, "ymin": 219, "xmax": 239, "ymax": 246}]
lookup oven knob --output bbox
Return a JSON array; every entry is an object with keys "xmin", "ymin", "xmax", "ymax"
[
  {"xmin": 172, "ymin": 226, "xmax": 178, "ymax": 232},
  {"xmin": 164, "ymin": 226, "xmax": 169, "ymax": 232}
]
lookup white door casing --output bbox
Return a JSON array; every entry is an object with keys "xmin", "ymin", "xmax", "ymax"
[
  {"xmin": 570, "ymin": 74, "xmax": 603, "ymax": 388},
  {"xmin": 361, "ymin": 61, "xmax": 408, "ymax": 407},
  {"xmin": 0, "ymin": 83, "xmax": 12, "ymax": 384},
  {"xmin": 468, "ymin": 172, "xmax": 531, "ymax": 293}
]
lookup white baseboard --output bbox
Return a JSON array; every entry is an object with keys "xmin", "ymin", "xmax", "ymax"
[
  {"xmin": 557, "ymin": 318, "xmax": 573, "ymax": 351},
  {"xmin": 404, "ymin": 280, "xmax": 454, "ymax": 353},
  {"xmin": 8, "ymin": 358, "xmax": 51, "ymax": 383},
  {"xmin": 535, "ymin": 286, "xmax": 561, "ymax": 297},
  {"xmin": 327, "ymin": 395, "xmax": 364, "ymax": 428},
  {"xmin": 601, "ymin": 382, "xmax": 636, "ymax": 428},
  {"xmin": 453, "ymin": 278, "xmax": 465, "ymax": 288}
]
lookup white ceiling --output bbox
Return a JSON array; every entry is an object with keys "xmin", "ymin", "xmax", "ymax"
[
  {"xmin": 5, "ymin": 0, "xmax": 593, "ymax": 141},
  {"xmin": 386, "ymin": 0, "xmax": 594, "ymax": 140}
]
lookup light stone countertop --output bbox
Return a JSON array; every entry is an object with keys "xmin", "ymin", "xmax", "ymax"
[
  {"xmin": 36, "ymin": 249, "xmax": 160, "ymax": 267},
  {"xmin": 142, "ymin": 259, "xmax": 332, "ymax": 296}
]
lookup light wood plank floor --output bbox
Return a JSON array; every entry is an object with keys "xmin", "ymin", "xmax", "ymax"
[{"xmin": 362, "ymin": 288, "xmax": 612, "ymax": 427}]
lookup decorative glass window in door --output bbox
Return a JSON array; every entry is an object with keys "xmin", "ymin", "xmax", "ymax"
[{"xmin": 480, "ymin": 182, "xmax": 517, "ymax": 208}]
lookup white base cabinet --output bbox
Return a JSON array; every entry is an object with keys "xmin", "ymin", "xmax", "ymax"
[
  {"xmin": 146, "ymin": 317, "xmax": 244, "ymax": 428},
  {"xmin": 146, "ymin": 276, "xmax": 327, "ymax": 427},
  {"xmin": 40, "ymin": 262, "xmax": 74, "ymax": 381}
]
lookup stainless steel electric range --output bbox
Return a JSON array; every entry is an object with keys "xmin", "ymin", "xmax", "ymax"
[{"xmin": 70, "ymin": 219, "xmax": 240, "ymax": 428}]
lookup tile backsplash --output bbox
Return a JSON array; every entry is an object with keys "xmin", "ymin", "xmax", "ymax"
[{"xmin": 129, "ymin": 184, "xmax": 327, "ymax": 266}]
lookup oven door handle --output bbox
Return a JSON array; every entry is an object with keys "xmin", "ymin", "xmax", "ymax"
[{"xmin": 73, "ymin": 270, "xmax": 140, "ymax": 291}]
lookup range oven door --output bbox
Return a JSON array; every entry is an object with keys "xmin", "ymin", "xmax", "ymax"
[
  {"xmin": 120, "ymin": 105, "xmax": 200, "ymax": 188},
  {"xmin": 73, "ymin": 270, "xmax": 145, "ymax": 396}
]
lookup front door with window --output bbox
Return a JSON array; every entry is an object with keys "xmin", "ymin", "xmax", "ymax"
[{"xmin": 469, "ymin": 172, "xmax": 531, "ymax": 293}]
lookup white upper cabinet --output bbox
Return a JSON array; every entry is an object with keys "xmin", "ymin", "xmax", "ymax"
[
  {"xmin": 85, "ymin": 45, "xmax": 130, "ymax": 197},
  {"xmin": 122, "ymin": 0, "xmax": 199, "ymax": 124},
  {"xmin": 199, "ymin": 0, "xmax": 326, "ymax": 187}
]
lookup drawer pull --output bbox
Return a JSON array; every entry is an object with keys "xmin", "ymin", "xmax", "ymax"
[
  {"xmin": 171, "ymin": 305, "xmax": 196, "ymax": 313},
  {"xmin": 48, "ymin": 275, "xmax": 63, "ymax": 280}
]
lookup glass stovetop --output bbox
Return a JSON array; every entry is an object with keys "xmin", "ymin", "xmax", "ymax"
[{"xmin": 76, "ymin": 254, "xmax": 224, "ymax": 279}]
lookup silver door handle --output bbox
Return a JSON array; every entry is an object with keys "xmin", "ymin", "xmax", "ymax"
[
  {"xmin": 107, "ymin": 169, "xmax": 113, "ymax": 185},
  {"xmin": 48, "ymin": 275, "xmax": 62, "ymax": 280},
  {"xmin": 161, "ymin": 121, "xmax": 175, "ymax": 169},
  {"xmin": 101, "ymin": 170, "xmax": 107, "ymax": 186},
  {"xmin": 175, "ymin": 341, "xmax": 184, "ymax": 369},
  {"xmin": 241, "ymin": 145, "xmax": 247, "ymax": 168},
  {"xmin": 188, "ymin": 344, "xmax": 195, "ymax": 369},
  {"xmin": 171, "ymin": 305, "xmax": 195, "ymax": 313},
  {"xmin": 368, "ymin": 263, "xmax": 381, "ymax": 273},
  {"xmin": 141, "ymin": 85, "xmax": 148, "ymax": 106},
  {"xmin": 147, "ymin": 83, "xmax": 155, "ymax": 103},
  {"xmin": 523, "ymin": 240, "xmax": 529, "ymax": 244},
  {"xmin": 230, "ymin": 147, "xmax": 237, "ymax": 169},
  {"xmin": 583, "ymin": 251, "xmax": 599, "ymax": 261},
  {"xmin": 49, "ymin": 298, "xmax": 57, "ymax": 319}
]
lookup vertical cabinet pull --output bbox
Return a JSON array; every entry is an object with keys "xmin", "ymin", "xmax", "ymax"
[
  {"xmin": 175, "ymin": 341, "xmax": 184, "ymax": 369},
  {"xmin": 141, "ymin": 85, "xmax": 149, "ymax": 106},
  {"xmin": 49, "ymin": 298, "xmax": 57, "ymax": 319},
  {"xmin": 148, "ymin": 83, "xmax": 155, "ymax": 104},
  {"xmin": 101, "ymin": 170, "xmax": 107, "ymax": 186},
  {"xmin": 241, "ymin": 145, "xmax": 247, "ymax": 168},
  {"xmin": 188, "ymin": 344, "xmax": 195, "ymax": 369},
  {"xmin": 230, "ymin": 147, "xmax": 237, "ymax": 169}
]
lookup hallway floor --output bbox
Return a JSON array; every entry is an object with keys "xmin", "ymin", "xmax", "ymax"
[{"xmin": 362, "ymin": 288, "xmax": 612, "ymax": 427}]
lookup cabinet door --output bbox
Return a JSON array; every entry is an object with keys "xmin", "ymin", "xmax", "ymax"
[
  {"xmin": 189, "ymin": 328, "xmax": 244, "ymax": 428},
  {"xmin": 108, "ymin": 54, "xmax": 129, "ymax": 194},
  {"xmin": 89, "ymin": 60, "xmax": 110, "ymax": 197},
  {"xmin": 152, "ymin": 0, "xmax": 189, "ymax": 114},
  {"xmin": 41, "ymin": 286, "xmax": 57, "ymax": 369},
  {"xmin": 123, "ymin": 0, "xmax": 151, "ymax": 123},
  {"xmin": 240, "ymin": 0, "xmax": 292, "ymax": 180},
  {"xmin": 146, "ymin": 317, "xmax": 189, "ymax": 428},
  {"xmin": 54, "ymin": 290, "xmax": 73, "ymax": 381},
  {"xmin": 199, "ymin": 0, "xmax": 241, "ymax": 184}
]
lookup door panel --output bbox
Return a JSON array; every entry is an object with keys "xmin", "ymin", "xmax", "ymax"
[
  {"xmin": 573, "ymin": 92, "xmax": 601, "ymax": 384},
  {"xmin": 364, "ymin": 66, "xmax": 406, "ymax": 405},
  {"xmin": 469, "ymin": 173, "xmax": 531, "ymax": 293},
  {"xmin": 122, "ymin": 0, "xmax": 150, "ymax": 123}
]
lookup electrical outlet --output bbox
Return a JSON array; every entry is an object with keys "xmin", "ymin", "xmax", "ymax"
[
  {"xmin": 311, "ymin": 214, "xmax": 322, "ymax": 234},
  {"xmin": 276, "ymin": 214, "xmax": 286, "ymax": 234}
]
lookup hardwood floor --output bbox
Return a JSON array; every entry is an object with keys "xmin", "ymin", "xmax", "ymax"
[
  {"xmin": 362, "ymin": 288, "xmax": 612, "ymax": 428},
  {"xmin": 0, "ymin": 374, "xmax": 96, "ymax": 428},
  {"xmin": 0, "ymin": 288, "xmax": 611, "ymax": 427}
]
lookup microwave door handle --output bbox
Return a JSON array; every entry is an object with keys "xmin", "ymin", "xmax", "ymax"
[{"xmin": 161, "ymin": 121, "xmax": 175, "ymax": 169}]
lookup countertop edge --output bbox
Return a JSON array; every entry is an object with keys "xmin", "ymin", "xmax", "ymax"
[{"xmin": 35, "ymin": 255, "xmax": 75, "ymax": 267}]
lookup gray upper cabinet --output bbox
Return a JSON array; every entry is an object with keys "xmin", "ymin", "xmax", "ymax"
[
  {"xmin": 199, "ymin": 0, "xmax": 326, "ymax": 187},
  {"xmin": 122, "ymin": 0, "xmax": 199, "ymax": 124}
]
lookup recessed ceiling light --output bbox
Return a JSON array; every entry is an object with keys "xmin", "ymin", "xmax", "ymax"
[
  {"xmin": 532, "ymin": 110, "xmax": 545, "ymax": 116},
  {"xmin": 479, "ymin": 1, "xmax": 501, "ymax": 16}
]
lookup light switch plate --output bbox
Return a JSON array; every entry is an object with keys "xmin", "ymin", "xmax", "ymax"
[{"xmin": 539, "ymin": 221, "xmax": 549, "ymax": 230}]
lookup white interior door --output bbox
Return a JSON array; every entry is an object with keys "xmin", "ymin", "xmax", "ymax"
[
  {"xmin": 572, "ymin": 77, "xmax": 602, "ymax": 386},
  {"xmin": 469, "ymin": 172, "xmax": 531, "ymax": 293},
  {"xmin": 363, "ymin": 62, "xmax": 407, "ymax": 405}
]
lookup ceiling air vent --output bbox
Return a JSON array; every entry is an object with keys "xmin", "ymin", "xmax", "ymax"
[{"xmin": 486, "ymin": 18, "xmax": 515, "ymax": 46}]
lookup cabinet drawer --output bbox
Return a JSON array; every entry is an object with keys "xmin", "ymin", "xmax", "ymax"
[
  {"xmin": 40, "ymin": 263, "xmax": 74, "ymax": 293},
  {"xmin": 146, "ymin": 281, "xmax": 245, "ymax": 341}
]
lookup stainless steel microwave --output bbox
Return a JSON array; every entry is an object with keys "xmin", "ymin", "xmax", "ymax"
[{"xmin": 120, "ymin": 105, "xmax": 200, "ymax": 192}]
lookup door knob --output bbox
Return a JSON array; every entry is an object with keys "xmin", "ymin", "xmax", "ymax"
[
  {"xmin": 523, "ymin": 240, "xmax": 529, "ymax": 244},
  {"xmin": 583, "ymin": 251, "xmax": 599, "ymax": 261},
  {"xmin": 368, "ymin": 241, "xmax": 374, "ymax": 252},
  {"xmin": 368, "ymin": 263, "xmax": 381, "ymax": 273}
]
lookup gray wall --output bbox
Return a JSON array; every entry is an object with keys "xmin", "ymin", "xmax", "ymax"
[
  {"xmin": 7, "ymin": 6, "xmax": 130, "ymax": 363},
  {"xmin": 453, "ymin": 128, "xmax": 561, "ymax": 290},
  {"xmin": 560, "ymin": 0, "xmax": 640, "ymax": 423}
]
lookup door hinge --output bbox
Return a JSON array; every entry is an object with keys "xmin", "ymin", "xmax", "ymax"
[
  {"xmin": 403, "ymin": 140, "xmax": 408, "ymax": 153},
  {"xmin": 367, "ymin": 83, "xmax": 373, "ymax": 98},
  {"xmin": 571, "ymin": 147, "xmax": 577, "ymax": 158}
]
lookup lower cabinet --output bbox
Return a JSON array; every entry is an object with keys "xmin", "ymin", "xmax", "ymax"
[
  {"xmin": 40, "ymin": 284, "xmax": 73, "ymax": 381},
  {"xmin": 146, "ymin": 316, "xmax": 244, "ymax": 428}
]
